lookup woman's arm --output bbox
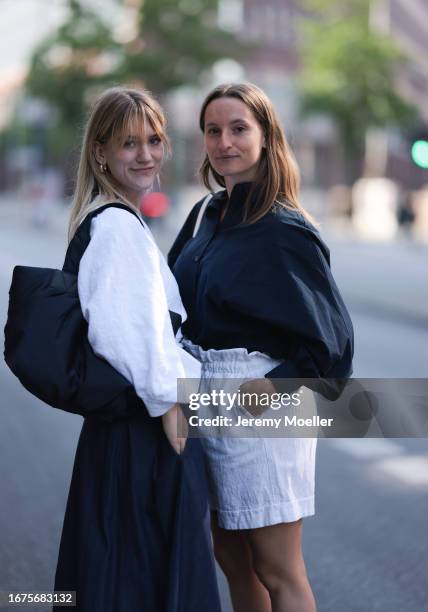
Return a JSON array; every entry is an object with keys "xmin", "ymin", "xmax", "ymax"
[
  {"xmin": 78, "ymin": 207, "xmax": 201, "ymax": 417},
  {"xmin": 264, "ymin": 223, "xmax": 354, "ymax": 381},
  {"xmin": 225, "ymin": 219, "xmax": 353, "ymax": 382}
]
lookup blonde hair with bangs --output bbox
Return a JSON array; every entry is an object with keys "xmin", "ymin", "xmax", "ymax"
[
  {"xmin": 199, "ymin": 83, "xmax": 317, "ymax": 226},
  {"xmin": 68, "ymin": 87, "xmax": 170, "ymax": 241}
]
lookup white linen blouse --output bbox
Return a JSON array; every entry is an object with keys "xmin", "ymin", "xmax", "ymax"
[{"xmin": 77, "ymin": 206, "xmax": 201, "ymax": 417}]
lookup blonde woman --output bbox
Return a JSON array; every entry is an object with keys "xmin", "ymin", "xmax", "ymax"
[
  {"xmin": 169, "ymin": 83, "xmax": 354, "ymax": 612},
  {"xmin": 53, "ymin": 87, "xmax": 221, "ymax": 612}
]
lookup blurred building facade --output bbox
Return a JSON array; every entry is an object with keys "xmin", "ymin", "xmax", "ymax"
[
  {"xmin": 378, "ymin": 0, "xmax": 428, "ymax": 188},
  {"xmin": 215, "ymin": 0, "xmax": 340, "ymax": 190},
  {"xmin": 387, "ymin": 0, "xmax": 428, "ymax": 122},
  {"xmin": 215, "ymin": 0, "xmax": 428, "ymax": 191},
  {"xmin": 219, "ymin": 0, "xmax": 299, "ymax": 126},
  {"xmin": 168, "ymin": 0, "xmax": 303, "ymax": 189},
  {"xmin": 2, "ymin": 0, "xmax": 427, "ymax": 197}
]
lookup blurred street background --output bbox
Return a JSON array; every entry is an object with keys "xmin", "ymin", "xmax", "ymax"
[{"xmin": 1, "ymin": 0, "xmax": 428, "ymax": 610}]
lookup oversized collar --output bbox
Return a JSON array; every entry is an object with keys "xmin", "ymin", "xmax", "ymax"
[{"xmin": 207, "ymin": 182, "xmax": 259, "ymax": 228}]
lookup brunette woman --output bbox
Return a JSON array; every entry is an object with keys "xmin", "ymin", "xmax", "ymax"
[{"xmin": 169, "ymin": 83, "xmax": 354, "ymax": 612}]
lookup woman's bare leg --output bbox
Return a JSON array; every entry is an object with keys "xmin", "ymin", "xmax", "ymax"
[
  {"xmin": 211, "ymin": 514, "xmax": 271, "ymax": 612},
  {"xmin": 246, "ymin": 519, "xmax": 316, "ymax": 612}
]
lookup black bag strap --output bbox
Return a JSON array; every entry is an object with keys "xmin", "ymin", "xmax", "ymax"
[{"xmin": 63, "ymin": 203, "xmax": 144, "ymax": 274}]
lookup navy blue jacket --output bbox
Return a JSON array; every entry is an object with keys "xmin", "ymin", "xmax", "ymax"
[{"xmin": 169, "ymin": 182, "xmax": 353, "ymax": 381}]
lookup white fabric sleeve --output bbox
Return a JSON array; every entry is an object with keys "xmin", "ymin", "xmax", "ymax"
[{"xmin": 77, "ymin": 207, "xmax": 201, "ymax": 417}]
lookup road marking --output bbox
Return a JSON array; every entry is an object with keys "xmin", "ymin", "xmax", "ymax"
[
  {"xmin": 329, "ymin": 439, "xmax": 428, "ymax": 488},
  {"xmin": 374, "ymin": 455, "xmax": 428, "ymax": 488},
  {"xmin": 327, "ymin": 438, "xmax": 404, "ymax": 459}
]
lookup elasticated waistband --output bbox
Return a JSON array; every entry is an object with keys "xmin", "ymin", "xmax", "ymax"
[{"xmin": 180, "ymin": 337, "xmax": 281, "ymax": 374}]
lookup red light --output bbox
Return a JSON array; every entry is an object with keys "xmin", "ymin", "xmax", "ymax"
[{"xmin": 140, "ymin": 192, "xmax": 170, "ymax": 218}]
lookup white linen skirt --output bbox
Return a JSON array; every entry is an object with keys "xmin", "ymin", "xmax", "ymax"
[{"xmin": 182, "ymin": 339, "xmax": 317, "ymax": 530}]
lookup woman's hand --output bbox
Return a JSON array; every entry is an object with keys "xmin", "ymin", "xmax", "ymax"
[
  {"xmin": 239, "ymin": 378, "xmax": 277, "ymax": 416},
  {"xmin": 162, "ymin": 403, "xmax": 188, "ymax": 455}
]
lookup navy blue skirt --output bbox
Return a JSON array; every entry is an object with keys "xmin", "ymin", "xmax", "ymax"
[{"xmin": 54, "ymin": 412, "xmax": 221, "ymax": 612}]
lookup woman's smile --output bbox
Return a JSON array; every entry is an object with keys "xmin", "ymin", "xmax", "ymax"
[{"xmin": 130, "ymin": 166, "xmax": 155, "ymax": 174}]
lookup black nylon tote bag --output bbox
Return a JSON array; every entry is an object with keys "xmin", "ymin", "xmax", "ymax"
[{"xmin": 3, "ymin": 203, "xmax": 181, "ymax": 421}]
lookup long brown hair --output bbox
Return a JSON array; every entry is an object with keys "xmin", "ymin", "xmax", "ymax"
[
  {"xmin": 199, "ymin": 83, "xmax": 316, "ymax": 225},
  {"xmin": 68, "ymin": 87, "xmax": 170, "ymax": 241}
]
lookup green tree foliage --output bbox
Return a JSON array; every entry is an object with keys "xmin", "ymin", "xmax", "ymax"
[
  {"xmin": 27, "ymin": 0, "xmax": 124, "ymax": 126},
  {"xmin": 24, "ymin": 0, "xmax": 240, "ymax": 154},
  {"xmin": 118, "ymin": 0, "xmax": 239, "ymax": 92},
  {"xmin": 298, "ymin": 0, "xmax": 416, "ymax": 180}
]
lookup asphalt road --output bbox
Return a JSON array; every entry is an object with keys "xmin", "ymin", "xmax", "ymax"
[{"xmin": 0, "ymin": 214, "xmax": 427, "ymax": 612}]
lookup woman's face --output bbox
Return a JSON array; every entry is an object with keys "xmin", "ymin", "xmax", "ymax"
[
  {"xmin": 203, "ymin": 97, "xmax": 265, "ymax": 193},
  {"xmin": 95, "ymin": 122, "xmax": 164, "ymax": 206}
]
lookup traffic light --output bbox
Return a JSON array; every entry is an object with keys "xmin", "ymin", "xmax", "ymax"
[
  {"xmin": 411, "ymin": 140, "xmax": 428, "ymax": 169},
  {"xmin": 410, "ymin": 126, "xmax": 428, "ymax": 169}
]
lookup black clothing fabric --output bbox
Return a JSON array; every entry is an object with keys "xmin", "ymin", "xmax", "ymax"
[
  {"xmin": 53, "ymin": 206, "xmax": 221, "ymax": 611},
  {"xmin": 54, "ymin": 420, "xmax": 220, "ymax": 612},
  {"xmin": 169, "ymin": 182, "xmax": 354, "ymax": 380},
  {"xmin": 4, "ymin": 204, "xmax": 144, "ymax": 421},
  {"xmin": 5, "ymin": 203, "xmax": 183, "ymax": 422}
]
